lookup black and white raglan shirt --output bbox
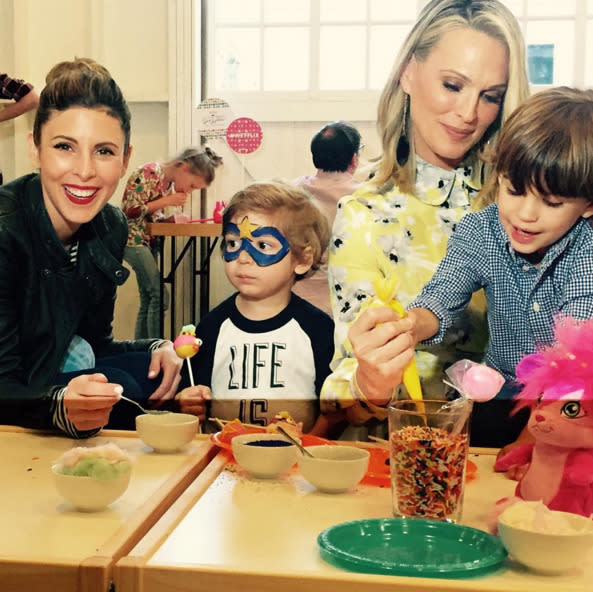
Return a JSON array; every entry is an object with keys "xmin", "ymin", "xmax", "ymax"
[{"xmin": 192, "ymin": 293, "xmax": 334, "ymax": 432}]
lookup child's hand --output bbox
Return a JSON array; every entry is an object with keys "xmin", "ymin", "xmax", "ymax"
[
  {"xmin": 166, "ymin": 192, "xmax": 188, "ymax": 207},
  {"xmin": 63, "ymin": 373, "xmax": 121, "ymax": 431},
  {"xmin": 175, "ymin": 385, "xmax": 211, "ymax": 422}
]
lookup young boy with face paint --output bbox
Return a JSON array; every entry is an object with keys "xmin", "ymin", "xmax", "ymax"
[{"xmin": 175, "ymin": 182, "xmax": 338, "ymax": 436}]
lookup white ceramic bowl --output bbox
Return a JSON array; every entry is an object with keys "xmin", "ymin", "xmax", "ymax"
[
  {"xmin": 298, "ymin": 445, "xmax": 370, "ymax": 493},
  {"xmin": 498, "ymin": 505, "xmax": 593, "ymax": 574},
  {"xmin": 52, "ymin": 465, "xmax": 132, "ymax": 512},
  {"xmin": 136, "ymin": 412, "xmax": 199, "ymax": 452},
  {"xmin": 231, "ymin": 433, "xmax": 298, "ymax": 478}
]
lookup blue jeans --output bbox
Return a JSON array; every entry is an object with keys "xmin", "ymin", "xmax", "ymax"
[{"xmin": 124, "ymin": 245, "xmax": 169, "ymax": 339}]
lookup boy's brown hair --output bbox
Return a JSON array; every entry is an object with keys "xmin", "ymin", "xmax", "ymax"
[
  {"xmin": 478, "ymin": 87, "xmax": 593, "ymax": 208},
  {"xmin": 222, "ymin": 181, "xmax": 329, "ymax": 279}
]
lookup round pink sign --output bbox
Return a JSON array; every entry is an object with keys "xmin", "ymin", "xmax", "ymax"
[{"xmin": 226, "ymin": 117, "xmax": 263, "ymax": 154}]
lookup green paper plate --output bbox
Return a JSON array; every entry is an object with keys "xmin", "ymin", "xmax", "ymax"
[{"xmin": 318, "ymin": 518, "xmax": 507, "ymax": 579}]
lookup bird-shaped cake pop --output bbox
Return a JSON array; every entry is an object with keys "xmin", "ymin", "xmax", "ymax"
[
  {"xmin": 174, "ymin": 324, "xmax": 202, "ymax": 358},
  {"xmin": 173, "ymin": 324, "xmax": 202, "ymax": 386}
]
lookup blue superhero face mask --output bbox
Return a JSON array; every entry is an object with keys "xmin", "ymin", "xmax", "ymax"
[{"xmin": 223, "ymin": 216, "xmax": 291, "ymax": 267}]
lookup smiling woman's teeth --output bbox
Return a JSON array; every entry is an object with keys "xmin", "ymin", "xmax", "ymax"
[
  {"xmin": 65, "ymin": 186, "xmax": 97, "ymax": 201},
  {"xmin": 64, "ymin": 185, "xmax": 98, "ymax": 205}
]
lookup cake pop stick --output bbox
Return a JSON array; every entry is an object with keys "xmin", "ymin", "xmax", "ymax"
[{"xmin": 173, "ymin": 324, "xmax": 202, "ymax": 387}]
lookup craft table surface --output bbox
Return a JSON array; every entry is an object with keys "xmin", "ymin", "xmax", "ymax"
[
  {"xmin": 0, "ymin": 426, "xmax": 215, "ymax": 592},
  {"xmin": 116, "ymin": 447, "xmax": 593, "ymax": 592},
  {"xmin": 146, "ymin": 222, "xmax": 222, "ymax": 237}
]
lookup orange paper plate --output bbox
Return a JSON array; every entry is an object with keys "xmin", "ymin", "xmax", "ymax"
[
  {"xmin": 211, "ymin": 427, "xmax": 265, "ymax": 450},
  {"xmin": 360, "ymin": 450, "xmax": 479, "ymax": 487},
  {"xmin": 361, "ymin": 448, "xmax": 390, "ymax": 487},
  {"xmin": 211, "ymin": 430, "xmax": 331, "ymax": 451}
]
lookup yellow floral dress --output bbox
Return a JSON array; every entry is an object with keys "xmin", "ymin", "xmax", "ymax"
[{"xmin": 321, "ymin": 158, "xmax": 488, "ymax": 424}]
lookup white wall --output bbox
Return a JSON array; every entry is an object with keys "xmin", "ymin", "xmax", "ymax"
[
  {"xmin": 2, "ymin": 0, "xmax": 380, "ymax": 340},
  {"xmin": 0, "ymin": 0, "xmax": 19, "ymax": 182}
]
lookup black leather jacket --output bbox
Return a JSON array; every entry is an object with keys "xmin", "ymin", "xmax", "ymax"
[{"xmin": 0, "ymin": 173, "xmax": 154, "ymax": 429}]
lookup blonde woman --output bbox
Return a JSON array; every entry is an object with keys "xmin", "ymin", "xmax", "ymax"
[{"xmin": 322, "ymin": 0, "xmax": 530, "ymax": 433}]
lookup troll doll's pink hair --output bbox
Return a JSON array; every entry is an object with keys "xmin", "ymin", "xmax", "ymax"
[{"xmin": 513, "ymin": 316, "xmax": 593, "ymax": 415}]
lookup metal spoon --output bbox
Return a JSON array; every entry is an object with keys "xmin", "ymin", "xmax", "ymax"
[
  {"xmin": 119, "ymin": 395, "xmax": 170, "ymax": 415},
  {"xmin": 275, "ymin": 425, "xmax": 314, "ymax": 458}
]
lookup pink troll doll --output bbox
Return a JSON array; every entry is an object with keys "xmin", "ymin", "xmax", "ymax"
[{"xmin": 494, "ymin": 316, "xmax": 593, "ymax": 517}]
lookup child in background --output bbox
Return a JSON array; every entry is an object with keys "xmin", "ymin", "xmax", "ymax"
[
  {"xmin": 0, "ymin": 58, "xmax": 183, "ymax": 437},
  {"xmin": 121, "ymin": 147, "xmax": 222, "ymax": 338},
  {"xmin": 175, "ymin": 182, "xmax": 339, "ymax": 437},
  {"xmin": 406, "ymin": 87, "xmax": 593, "ymax": 449}
]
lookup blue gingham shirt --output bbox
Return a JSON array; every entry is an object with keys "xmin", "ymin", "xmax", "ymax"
[{"xmin": 410, "ymin": 203, "xmax": 593, "ymax": 382}]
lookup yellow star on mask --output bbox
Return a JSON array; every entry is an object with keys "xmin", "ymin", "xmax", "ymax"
[{"xmin": 237, "ymin": 216, "xmax": 260, "ymax": 240}]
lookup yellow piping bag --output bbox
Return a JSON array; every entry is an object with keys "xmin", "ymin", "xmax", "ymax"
[{"xmin": 372, "ymin": 276, "xmax": 423, "ymax": 401}]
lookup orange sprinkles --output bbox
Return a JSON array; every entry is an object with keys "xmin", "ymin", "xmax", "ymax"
[{"xmin": 390, "ymin": 425, "xmax": 468, "ymax": 521}]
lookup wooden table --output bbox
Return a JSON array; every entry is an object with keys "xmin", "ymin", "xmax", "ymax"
[
  {"xmin": 0, "ymin": 426, "xmax": 216, "ymax": 592},
  {"xmin": 115, "ymin": 447, "xmax": 593, "ymax": 592},
  {"xmin": 146, "ymin": 222, "xmax": 222, "ymax": 339}
]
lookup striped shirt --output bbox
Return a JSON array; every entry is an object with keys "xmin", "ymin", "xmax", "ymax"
[
  {"xmin": 68, "ymin": 241, "xmax": 79, "ymax": 265},
  {"xmin": 410, "ymin": 203, "xmax": 593, "ymax": 385}
]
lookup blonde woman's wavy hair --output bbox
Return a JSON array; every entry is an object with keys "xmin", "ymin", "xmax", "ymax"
[{"xmin": 373, "ymin": 0, "xmax": 530, "ymax": 195}]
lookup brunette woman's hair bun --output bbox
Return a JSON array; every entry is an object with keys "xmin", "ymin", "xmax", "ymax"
[{"xmin": 34, "ymin": 57, "xmax": 131, "ymax": 151}]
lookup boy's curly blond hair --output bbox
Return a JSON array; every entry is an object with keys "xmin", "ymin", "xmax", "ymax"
[{"xmin": 222, "ymin": 181, "xmax": 329, "ymax": 279}]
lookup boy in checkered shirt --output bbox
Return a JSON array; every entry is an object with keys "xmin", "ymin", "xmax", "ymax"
[{"xmin": 407, "ymin": 88, "xmax": 593, "ymax": 448}]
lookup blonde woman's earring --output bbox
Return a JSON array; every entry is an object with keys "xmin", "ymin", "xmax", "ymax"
[{"xmin": 396, "ymin": 95, "xmax": 410, "ymax": 166}]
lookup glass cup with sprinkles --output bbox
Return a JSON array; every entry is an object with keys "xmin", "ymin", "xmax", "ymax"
[{"xmin": 388, "ymin": 398, "xmax": 473, "ymax": 523}]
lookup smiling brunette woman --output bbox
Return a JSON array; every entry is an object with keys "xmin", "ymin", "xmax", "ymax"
[{"xmin": 0, "ymin": 58, "xmax": 183, "ymax": 437}]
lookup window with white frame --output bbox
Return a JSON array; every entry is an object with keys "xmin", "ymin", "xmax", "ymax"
[{"xmin": 200, "ymin": 0, "xmax": 593, "ymax": 121}]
